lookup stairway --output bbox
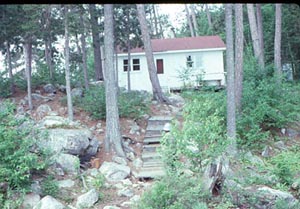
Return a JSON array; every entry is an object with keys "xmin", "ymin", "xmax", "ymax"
[{"xmin": 136, "ymin": 116, "xmax": 172, "ymax": 179}]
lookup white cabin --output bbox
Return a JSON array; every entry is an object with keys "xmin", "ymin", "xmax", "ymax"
[{"xmin": 116, "ymin": 36, "xmax": 226, "ymax": 92}]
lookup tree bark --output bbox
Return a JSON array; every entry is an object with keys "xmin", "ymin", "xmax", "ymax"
[
  {"xmin": 190, "ymin": 4, "xmax": 199, "ymax": 36},
  {"xmin": 104, "ymin": 4, "xmax": 125, "ymax": 157},
  {"xmin": 152, "ymin": 4, "xmax": 159, "ymax": 38},
  {"xmin": 6, "ymin": 42, "xmax": 14, "ymax": 95},
  {"xmin": 127, "ymin": 10, "xmax": 131, "ymax": 91},
  {"xmin": 185, "ymin": 4, "xmax": 195, "ymax": 37},
  {"xmin": 205, "ymin": 4, "xmax": 214, "ymax": 34},
  {"xmin": 24, "ymin": 40, "xmax": 33, "ymax": 110},
  {"xmin": 64, "ymin": 5, "xmax": 74, "ymax": 121},
  {"xmin": 225, "ymin": 4, "xmax": 236, "ymax": 150},
  {"xmin": 274, "ymin": 4, "xmax": 282, "ymax": 80},
  {"xmin": 44, "ymin": 5, "xmax": 53, "ymax": 80},
  {"xmin": 89, "ymin": 4, "xmax": 104, "ymax": 81},
  {"xmin": 247, "ymin": 4, "xmax": 264, "ymax": 68},
  {"xmin": 136, "ymin": 4, "xmax": 171, "ymax": 104},
  {"xmin": 256, "ymin": 4, "xmax": 265, "ymax": 64},
  {"xmin": 234, "ymin": 4, "xmax": 244, "ymax": 114},
  {"xmin": 79, "ymin": 8, "xmax": 89, "ymax": 90}
]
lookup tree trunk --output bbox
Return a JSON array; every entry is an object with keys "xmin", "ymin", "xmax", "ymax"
[
  {"xmin": 64, "ymin": 5, "xmax": 74, "ymax": 121},
  {"xmin": 185, "ymin": 4, "xmax": 195, "ymax": 37},
  {"xmin": 256, "ymin": 4, "xmax": 265, "ymax": 64},
  {"xmin": 79, "ymin": 8, "xmax": 89, "ymax": 90},
  {"xmin": 89, "ymin": 4, "xmax": 104, "ymax": 81},
  {"xmin": 6, "ymin": 42, "xmax": 14, "ymax": 95},
  {"xmin": 247, "ymin": 4, "xmax": 264, "ymax": 68},
  {"xmin": 274, "ymin": 4, "xmax": 282, "ymax": 80},
  {"xmin": 225, "ymin": 4, "xmax": 237, "ymax": 151},
  {"xmin": 44, "ymin": 5, "xmax": 53, "ymax": 80},
  {"xmin": 190, "ymin": 4, "xmax": 199, "ymax": 36},
  {"xmin": 114, "ymin": 46, "xmax": 119, "ymax": 93},
  {"xmin": 104, "ymin": 4, "xmax": 125, "ymax": 157},
  {"xmin": 24, "ymin": 41, "xmax": 33, "ymax": 110},
  {"xmin": 127, "ymin": 40, "xmax": 131, "ymax": 91},
  {"xmin": 205, "ymin": 4, "xmax": 214, "ymax": 34},
  {"xmin": 136, "ymin": 4, "xmax": 171, "ymax": 104},
  {"xmin": 234, "ymin": 4, "xmax": 244, "ymax": 114},
  {"xmin": 152, "ymin": 4, "xmax": 159, "ymax": 38}
]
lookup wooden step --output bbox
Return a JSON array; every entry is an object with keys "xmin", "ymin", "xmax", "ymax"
[
  {"xmin": 147, "ymin": 120, "xmax": 170, "ymax": 126},
  {"xmin": 146, "ymin": 123, "xmax": 167, "ymax": 131},
  {"xmin": 136, "ymin": 167, "xmax": 165, "ymax": 179},
  {"xmin": 142, "ymin": 160, "xmax": 164, "ymax": 168},
  {"xmin": 142, "ymin": 152, "xmax": 161, "ymax": 162},
  {"xmin": 143, "ymin": 136, "xmax": 161, "ymax": 144},
  {"xmin": 148, "ymin": 116, "xmax": 173, "ymax": 122},
  {"xmin": 145, "ymin": 130, "xmax": 163, "ymax": 137},
  {"xmin": 143, "ymin": 144, "xmax": 161, "ymax": 152}
]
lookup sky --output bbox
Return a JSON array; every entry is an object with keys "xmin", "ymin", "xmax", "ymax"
[{"xmin": 158, "ymin": 4, "xmax": 186, "ymax": 29}]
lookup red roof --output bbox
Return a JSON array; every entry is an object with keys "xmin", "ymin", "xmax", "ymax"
[{"xmin": 117, "ymin": 35, "xmax": 226, "ymax": 54}]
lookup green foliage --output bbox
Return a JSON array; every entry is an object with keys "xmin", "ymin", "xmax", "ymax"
[
  {"xmin": 0, "ymin": 101, "xmax": 46, "ymax": 189},
  {"xmin": 162, "ymin": 91, "xmax": 227, "ymax": 171},
  {"xmin": 73, "ymin": 85, "xmax": 150, "ymax": 119},
  {"xmin": 237, "ymin": 51, "xmax": 300, "ymax": 149},
  {"xmin": 135, "ymin": 174, "xmax": 209, "ymax": 209},
  {"xmin": 0, "ymin": 76, "xmax": 12, "ymax": 98},
  {"xmin": 268, "ymin": 147, "xmax": 300, "ymax": 186},
  {"xmin": 41, "ymin": 175, "xmax": 59, "ymax": 197}
]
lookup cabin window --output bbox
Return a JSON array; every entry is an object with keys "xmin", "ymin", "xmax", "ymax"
[
  {"xmin": 123, "ymin": 59, "xmax": 128, "ymax": 71},
  {"xmin": 186, "ymin": 55, "xmax": 193, "ymax": 68},
  {"xmin": 156, "ymin": 59, "xmax": 164, "ymax": 74},
  {"xmin": 132, "ymin": 59, "xmax": 140, "ymax": 71},
  {"xmin": 123, "ymin": 59, "xmax": 140, "ymax": 71}
]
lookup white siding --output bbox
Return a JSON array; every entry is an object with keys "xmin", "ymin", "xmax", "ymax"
[{"xmin": 117, "ymin": 49, "xmax": 225, "ymax": 92}]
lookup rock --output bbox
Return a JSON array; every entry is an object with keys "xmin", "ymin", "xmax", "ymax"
[
  {"xmin": 261, "ymin": 146, "xmax": 271, "ymax": 158},
  {"xmin": 99, "ymin": 161, "xmax": 130, "ymax": 181},
  {"xmin": 90, "ymin": 80, "xmax": 104, "ymax": 86},
  {"xmin": 76, "ymin": 189, "xmax": 99, "ymax": 208},
  {"xmin": 71, "ymin": 88, "xmax": 83, "ymax": 98},
  {"xmin": 57, "ymin": 179, "xmax": 75, "ymax": 188},
  {"xmin": 244, "ymin": 151, "xmax": 264, "ymax": 165},
  {"xmin": 21, "ymin": 193, "xmax": 41, "ymax": 209},
  {"xmin": 168, "ymin": 94, "xmax": 185, "ymax": 106},
  {"xmin": 130, "ymin": 194, "xmax": 141, "ymax": 202},
  {"xmin": 113, "ymin": 156, "xmax": 127, "ymax": 165},
  {"xmin": 103, "ymin": 206, "xmax": 120, "ymax": 209},
  {"xmin": 274, "ymin": 141, "xmax": 286, "ymax": 150},
  {"xmin": 17, "ymin": 106, "xmax": 25, "ymax": 115},
  {"xmin": 117, "ymin": 188, "xmax": 134, "ymax": 197},
  {"xmin": 43, "ymin": 84, "xmax": 56, "ymax": 94},
  {"xmin": 55, "ymin": 153, "xmax": 80, "ymax": 175},
  {"xmin": 33, "ymin": 195, "xmax": 65, "ymax": 209},
  {"xmin": 163, "ymin": 122, "xmax": 171, "ymax": 132},
  {"xmin": 96, "ymin": 122, "xmax": 102, "ymax": 129},
  {"xmin": 133, "ymin": 158, "xmax": 143, "ymax": 169},
  {"xmin": 31, "ymin": 181, "xmax": 42, "ymax": 195},
  {"xmin": 121, "ymin": 179, "xmax": 133, "ymax": 186},
  {"xmin": 129, "ymin": 122, "xmax": 140, "ymax": 134},
  {"xmin": 27, "ymin": 93, "xmax": 53, "ymax": 102},
  {"xmin": 245, "ymin": 186, "xmax": 298, "ymax": 208},
  {"xmin": 286, "ymin": 128, "xmax": 299, "ymax": 138},
  {"xmin": 126, "ymin": 152, "xmax": 135, "ymax": 161},
  {"xmin": 36, "ymin": 104, "xmax": 52, "ymax": 119},
  {"xmin": 58, "ymin": 85, "xmax": 66, "ymax": 93}
]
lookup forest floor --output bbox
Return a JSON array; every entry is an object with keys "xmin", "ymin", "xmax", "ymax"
[{"xmin": 11, "ymin": 86, "xmax": 178, "ymax": 208}]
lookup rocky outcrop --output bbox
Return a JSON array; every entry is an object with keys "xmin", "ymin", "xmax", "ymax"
[{"xmin": 33, "ymin": 195, "xmax": 65, "ymax": 209}]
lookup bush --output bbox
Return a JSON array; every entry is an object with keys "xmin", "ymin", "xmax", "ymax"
[
  {"xmin": 162, "ymin": 91, "xmax": 227, "ymax": 171},
  {"xmin": 73, "ymin": 86, "xmax": 150, "ymax": 120},
  {"xmin": 41, "ymin": 175, "xmax": 59, "ymax": 197},
  {"xmin": 0, "ymin": 101, "xmax": 46, "ymax": 189},
  {"xmin": 135, "ymin": 173, "xmax": 209, "ymax": 209}
]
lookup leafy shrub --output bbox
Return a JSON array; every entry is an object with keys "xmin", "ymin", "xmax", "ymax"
[
  {"xmin": 0, "ymin": 77, "xmax": 12, "ymax": 98},
  {"xmin": 41, "ymin": 175, "xmax": 59, "ymax": 197},
  {"xmin": 268, "ymin": 147, "xmax": 300, "ymax": 185},
  {"xmin": 0, "ymin": 101, "xmax": 46, "ymax": 189},
  {"xmin": 73, "ymin": 85, "xmax": 150, "ymax": 119},
  {"xmin": 135, "ymin": 174, "xmax": 209, "ymax": 209},
  {"xmin": 162, "ymin": 91, "xmax": 227, "ymax": 170}
]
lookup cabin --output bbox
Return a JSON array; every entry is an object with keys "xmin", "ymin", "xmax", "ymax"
[{"xmin": 116, "ymin": 35, "xmax": 226, "ymax": 92}]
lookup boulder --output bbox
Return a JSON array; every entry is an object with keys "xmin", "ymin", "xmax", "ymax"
[
  {"xmin": 57, "ymin": 179, "xmax": 75, "ymax": 188},
  {"xmin": 76, "ymin": 189, "xmax": 99, "ymax": 208},
  {"xmin": 99, "ymin": 161, "xmax": 130, "ymax": 181},
  {"xmin": 168, "ymin": 94, "xmax": 185, "ymax": 106},
  {"xmin": 54, "ymin": 153, "xmax": 80, "ymax": 175},
  {"xmin": 36, "ymin": 104, "xmax": 52, "ymax": 119},
  {"xmin": 71, "ymin": 88, "xmax": 83, "ymax": 98},
  {"xmin": 112, "ymin": 156, "xmax": 127, "ymax": 165},
  {"xmin": 21, "ymin": 193, "xmax": 41, "ymax": 209},
  {"xmin": 33, "ymin": 195, "xmax": 65, "ymax": 209},
  {"xmin": 117, "ymin": 188, "xmax": 134, "ymax": 197},
  {"xmin": 244, "ymin": 186, "xmax": 298, "ymax": 208},
  {"xmin": 43, "ymin": 84, "xmax": 56, "ymax": 94},
  {"xmin": 274, "ymin": 141, "xmax": 286, "ymax": 150}
]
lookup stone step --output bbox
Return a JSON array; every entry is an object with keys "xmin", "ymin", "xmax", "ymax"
[
  {"xmin": 136, "ymin": 167, "xmax": 165, "ymax": 179},
  {"xmin": 143, "ymin": 136, "xmax": 161, "ymax": 144},
  {"xmin": 143, "ymin": 144, "xmax": 161, "ymax": 152},
  {"xmin": 148, "ymin": 116, "xmax": 173, "ymax": 122},
  {"xmin": 142, "ymin": 152, "xmax": 161, "ymax": 162}
]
